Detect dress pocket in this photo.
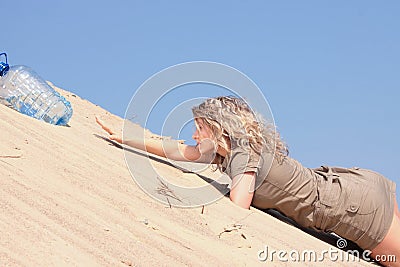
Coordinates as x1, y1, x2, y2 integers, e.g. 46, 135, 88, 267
313, 166, 380, 232
314, 168, 342, 230
342, 179, 378, 215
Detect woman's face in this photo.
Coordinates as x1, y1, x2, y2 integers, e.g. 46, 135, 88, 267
192, 118, 213, 145
192, 118, 229, 157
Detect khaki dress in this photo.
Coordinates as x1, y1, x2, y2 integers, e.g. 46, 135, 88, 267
222, 146, 396, 250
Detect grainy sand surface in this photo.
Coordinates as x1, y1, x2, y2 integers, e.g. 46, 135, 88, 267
0, 84, 373, 266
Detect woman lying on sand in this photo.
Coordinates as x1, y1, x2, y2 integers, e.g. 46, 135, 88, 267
97, 96, 399, 266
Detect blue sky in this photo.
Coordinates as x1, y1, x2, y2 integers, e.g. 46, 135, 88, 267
2, 1, 399, 200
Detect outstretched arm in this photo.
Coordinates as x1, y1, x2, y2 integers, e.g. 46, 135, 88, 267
95, 116, 215, 163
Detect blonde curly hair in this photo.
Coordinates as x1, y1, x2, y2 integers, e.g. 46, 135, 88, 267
192, 96, 288, 169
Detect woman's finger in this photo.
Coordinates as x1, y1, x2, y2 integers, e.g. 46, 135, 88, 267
95, 116, 115, 135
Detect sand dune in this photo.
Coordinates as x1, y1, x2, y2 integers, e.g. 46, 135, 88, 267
0, 84, 373, 266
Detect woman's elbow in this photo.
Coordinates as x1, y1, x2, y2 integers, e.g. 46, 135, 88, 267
229, 195, 252, 209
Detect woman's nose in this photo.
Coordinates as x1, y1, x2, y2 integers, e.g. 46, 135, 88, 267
192, 130, 199, 141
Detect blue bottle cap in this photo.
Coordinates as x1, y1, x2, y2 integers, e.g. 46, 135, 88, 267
0, 53, 9, 76
0, 62, 9, 76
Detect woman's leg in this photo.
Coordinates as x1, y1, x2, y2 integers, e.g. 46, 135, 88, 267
370, 197, 400, 267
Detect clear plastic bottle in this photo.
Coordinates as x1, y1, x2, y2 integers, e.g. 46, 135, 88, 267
0, 53, 73, 126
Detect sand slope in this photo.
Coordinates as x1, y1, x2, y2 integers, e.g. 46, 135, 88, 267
0, 84, 373, 266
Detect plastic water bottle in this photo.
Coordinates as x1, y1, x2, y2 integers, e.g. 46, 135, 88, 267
0, 53, 73, 126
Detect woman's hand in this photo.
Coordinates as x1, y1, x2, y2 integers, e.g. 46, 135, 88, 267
95, 116, 123, 144
197, 138, 217, 155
